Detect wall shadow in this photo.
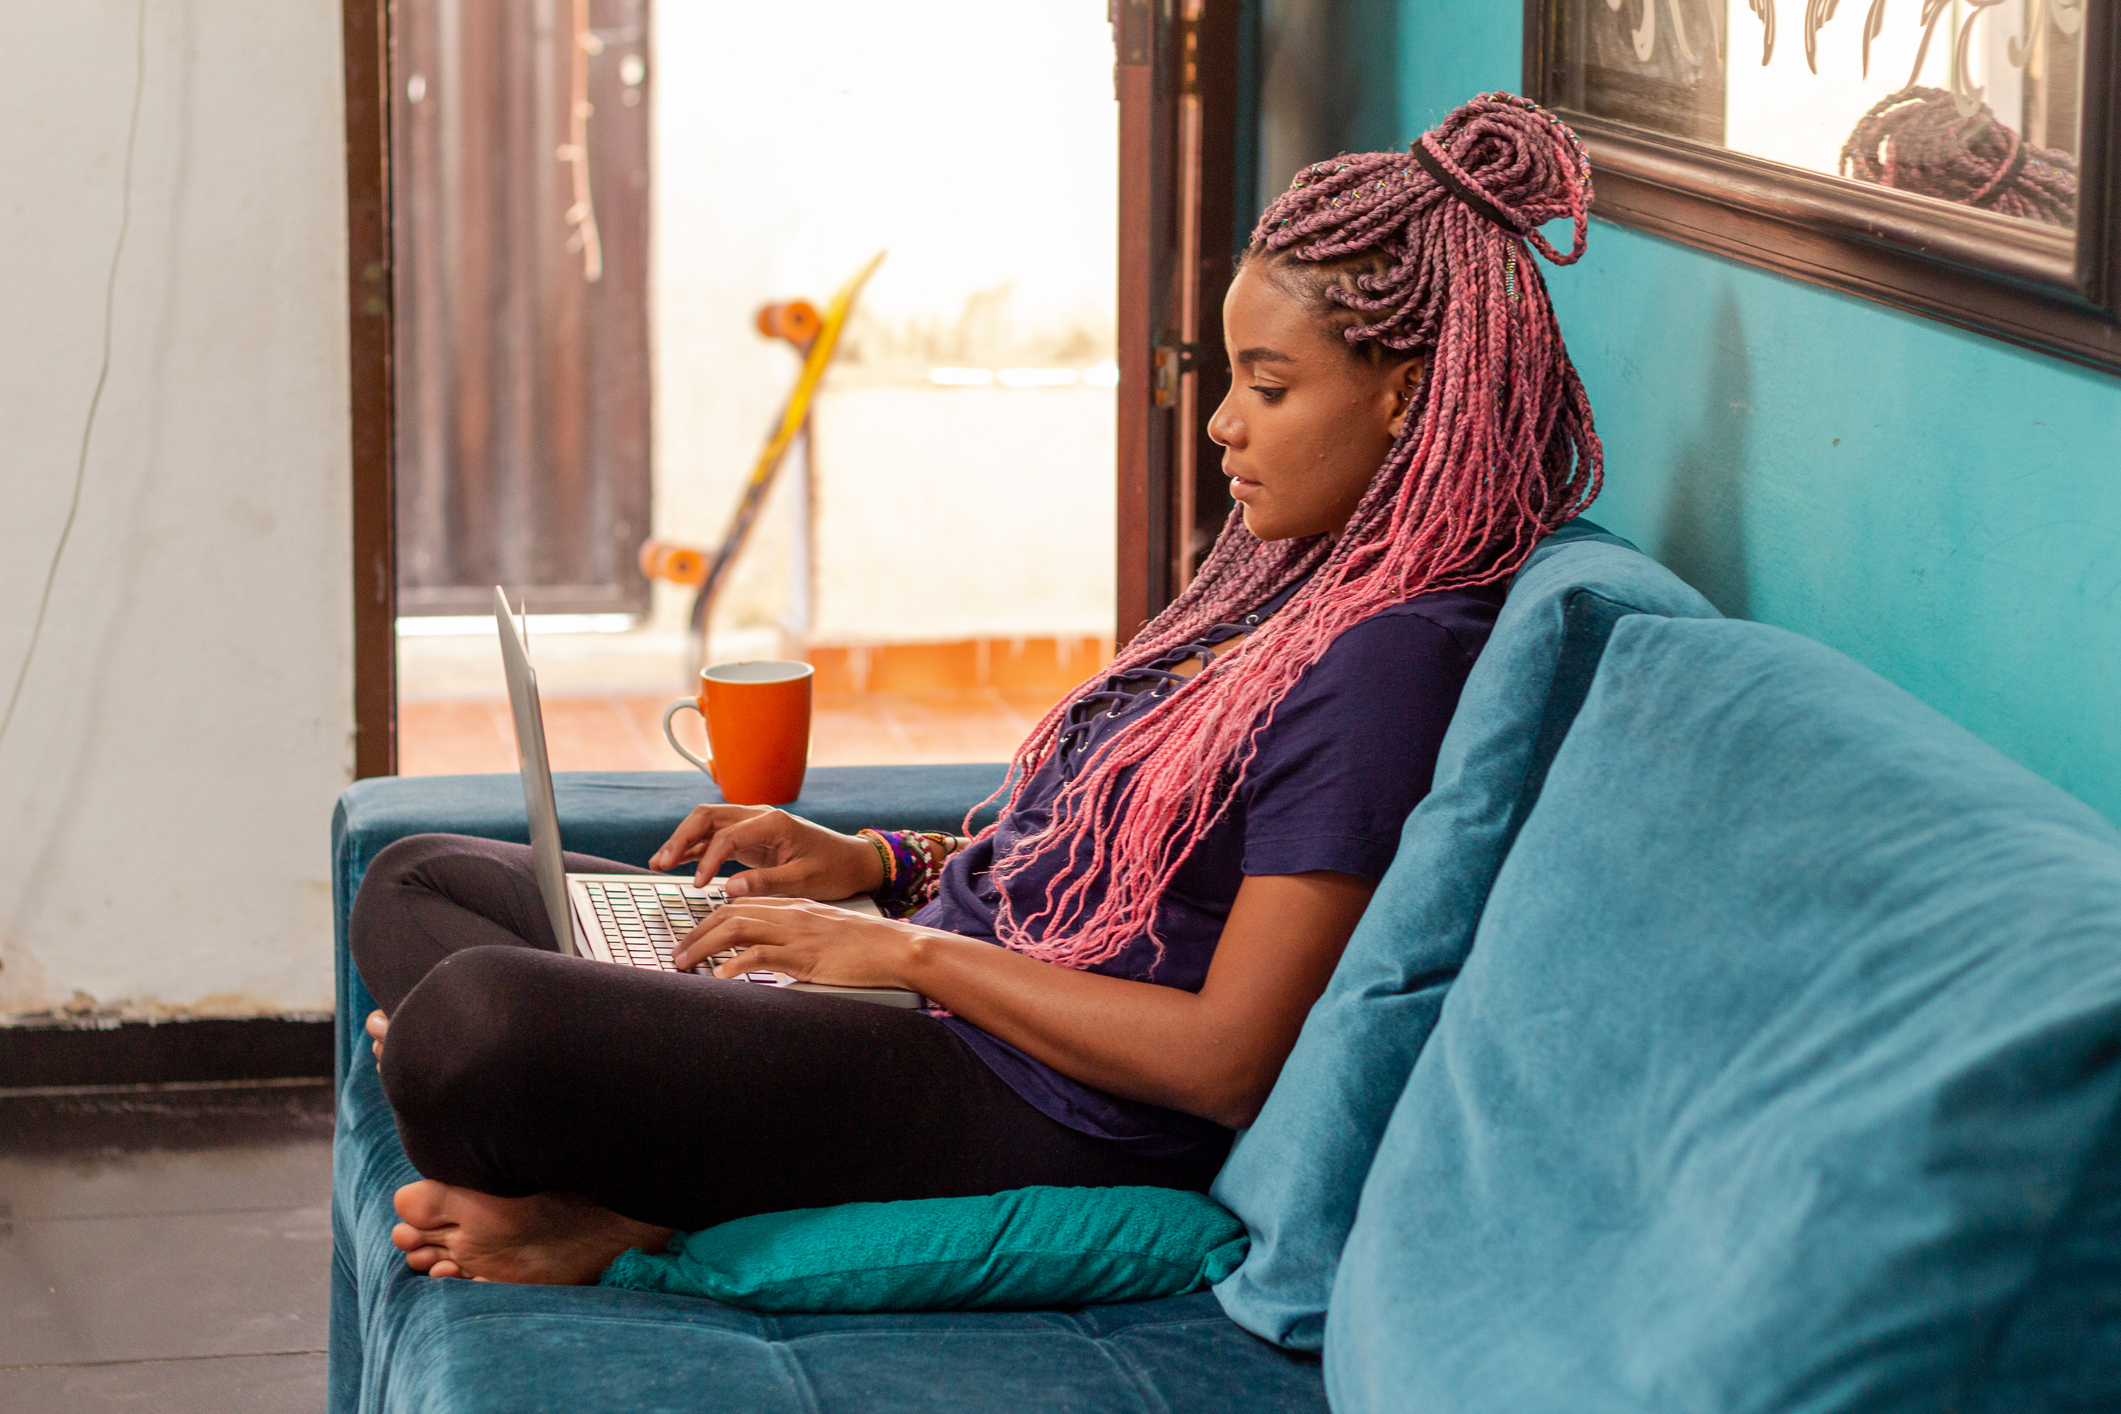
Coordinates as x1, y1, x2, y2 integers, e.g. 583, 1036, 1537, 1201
1256, 0, 1403, 199
1657, 292, 1753, 619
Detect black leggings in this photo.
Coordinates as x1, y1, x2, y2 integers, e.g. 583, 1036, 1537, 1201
350, 834, 1227, 1231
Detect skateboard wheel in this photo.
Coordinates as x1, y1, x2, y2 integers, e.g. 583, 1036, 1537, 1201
639, 539, 708, 586
755, 300, 822, 349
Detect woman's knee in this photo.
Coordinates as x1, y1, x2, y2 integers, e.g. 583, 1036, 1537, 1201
378, 944, 558, 1128
353, 833, 478, 919
352, 832, 462, 941
349, 833, 499, 1000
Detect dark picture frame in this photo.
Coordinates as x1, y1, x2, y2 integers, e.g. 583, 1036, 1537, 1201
1524, 1, 2121, 374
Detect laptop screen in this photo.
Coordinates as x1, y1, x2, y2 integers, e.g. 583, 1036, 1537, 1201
494, 588, 578, 954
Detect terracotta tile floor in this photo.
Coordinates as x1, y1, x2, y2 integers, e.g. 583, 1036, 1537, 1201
398, 689, 1057, 776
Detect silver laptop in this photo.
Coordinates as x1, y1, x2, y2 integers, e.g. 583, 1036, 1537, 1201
494, 588, 923, 1008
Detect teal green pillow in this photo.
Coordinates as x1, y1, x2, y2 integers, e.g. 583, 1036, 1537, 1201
1328, 618, 2121, 1413
600, 1185, 1248, 1313
1213, 523, 1719, 1351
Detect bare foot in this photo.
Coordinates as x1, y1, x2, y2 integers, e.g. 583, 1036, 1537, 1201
391, 1178, 673, 1284
366, 1010, 389, 1061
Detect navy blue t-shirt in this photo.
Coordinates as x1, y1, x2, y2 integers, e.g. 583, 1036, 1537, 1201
915, 581, 1507, 1156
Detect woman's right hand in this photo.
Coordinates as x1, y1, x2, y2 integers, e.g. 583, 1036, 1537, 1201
648, 805, 886, 900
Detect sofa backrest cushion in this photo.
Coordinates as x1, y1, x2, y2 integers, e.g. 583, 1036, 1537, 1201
1211, 520, 1718, 1351
1327, 615, 2121, 1414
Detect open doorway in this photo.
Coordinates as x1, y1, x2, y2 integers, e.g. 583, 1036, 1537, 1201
388, 1, 1121, 775
346, 0, 1245, 779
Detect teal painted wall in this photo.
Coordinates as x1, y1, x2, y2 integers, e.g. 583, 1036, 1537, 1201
1365, 1, 2121, 820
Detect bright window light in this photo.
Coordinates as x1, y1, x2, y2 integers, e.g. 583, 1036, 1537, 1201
1082, 360, 1119, 388
928, 367, 996, 386
997, 367, 1081, 388
398, 613, 639, 637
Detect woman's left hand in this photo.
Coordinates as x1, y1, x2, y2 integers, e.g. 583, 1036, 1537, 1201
673, 897, 936, 989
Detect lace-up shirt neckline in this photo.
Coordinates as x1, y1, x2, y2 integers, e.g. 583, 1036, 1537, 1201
1059, 575, 1310, 760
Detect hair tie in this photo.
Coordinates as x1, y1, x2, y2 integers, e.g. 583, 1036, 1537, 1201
1410, 139, 1522, 236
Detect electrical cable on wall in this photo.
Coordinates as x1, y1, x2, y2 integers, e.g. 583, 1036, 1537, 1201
0, 0, 147, 758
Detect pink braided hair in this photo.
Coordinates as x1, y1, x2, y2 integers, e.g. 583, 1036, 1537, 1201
1840, 87, 2078, 226
971, 92, 1603, 971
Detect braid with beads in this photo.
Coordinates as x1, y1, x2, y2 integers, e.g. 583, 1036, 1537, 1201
968, 92, 1603, 971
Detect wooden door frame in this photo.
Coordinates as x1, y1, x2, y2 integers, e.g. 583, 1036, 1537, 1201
344, 0, 395, 780
342, 0, 655, 778
1114, 0, 1247, 644
1115, 0, 1164, 647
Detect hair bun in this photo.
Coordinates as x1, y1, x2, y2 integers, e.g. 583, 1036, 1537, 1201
1254, 92, 1593, 270
1839, 86, 2076, 227
1419, 92, 1593, 265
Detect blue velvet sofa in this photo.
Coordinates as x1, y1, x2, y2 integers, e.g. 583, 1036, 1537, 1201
331, 526, 2121, 1413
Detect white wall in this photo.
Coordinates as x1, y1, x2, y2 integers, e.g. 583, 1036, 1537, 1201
810, 387, 1115, 641
0, 0, 352, 1019
652, 0, 1118, 642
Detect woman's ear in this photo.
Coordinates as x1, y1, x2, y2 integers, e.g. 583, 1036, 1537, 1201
1385, 355, 1426, 438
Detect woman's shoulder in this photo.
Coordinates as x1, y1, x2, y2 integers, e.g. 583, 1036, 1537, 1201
1237, 581, 1508, 865
1308, 579, 1509, 678
1257, 580, 1508, 744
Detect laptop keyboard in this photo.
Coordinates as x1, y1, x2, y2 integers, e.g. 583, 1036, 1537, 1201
579, 878, 744, 973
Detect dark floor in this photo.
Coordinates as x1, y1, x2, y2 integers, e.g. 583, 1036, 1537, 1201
0, 1081, 335, 1412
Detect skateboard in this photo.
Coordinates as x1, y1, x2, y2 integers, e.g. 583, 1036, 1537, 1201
639, 250, 887, 670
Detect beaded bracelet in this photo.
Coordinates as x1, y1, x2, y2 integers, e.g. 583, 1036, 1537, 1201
858, 828, 965, 918
855, 829, 896, 895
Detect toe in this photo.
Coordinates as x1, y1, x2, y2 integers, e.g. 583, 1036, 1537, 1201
394, 1179, 453, 1228
404, 1240, 455, 1273
429, 1259, 463, 1279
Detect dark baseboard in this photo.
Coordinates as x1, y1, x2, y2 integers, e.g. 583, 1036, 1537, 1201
0, 1080, 336, 1156
0, 1016, 334, 1091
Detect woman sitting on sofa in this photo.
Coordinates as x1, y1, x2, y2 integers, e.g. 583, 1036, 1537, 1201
353, 93, 1602, 1284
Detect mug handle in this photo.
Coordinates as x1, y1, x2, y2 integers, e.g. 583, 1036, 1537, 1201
662, 699, 717, 781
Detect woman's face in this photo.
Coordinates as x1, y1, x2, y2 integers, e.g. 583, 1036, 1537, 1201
1207, 263, 1424, 542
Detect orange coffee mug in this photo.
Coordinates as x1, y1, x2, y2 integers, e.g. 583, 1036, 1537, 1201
662, 660, 814, 805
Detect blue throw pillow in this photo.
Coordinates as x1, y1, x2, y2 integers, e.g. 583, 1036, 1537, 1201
600, 1185, 1248, 1313
1211, 520, 1716, 1351
1328, 616, 2121, 1413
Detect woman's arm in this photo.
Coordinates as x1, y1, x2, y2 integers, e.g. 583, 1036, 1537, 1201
677, 870, 1374, 1130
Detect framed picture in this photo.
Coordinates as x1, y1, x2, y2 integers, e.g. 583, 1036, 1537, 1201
1525, 0, 2120, 372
